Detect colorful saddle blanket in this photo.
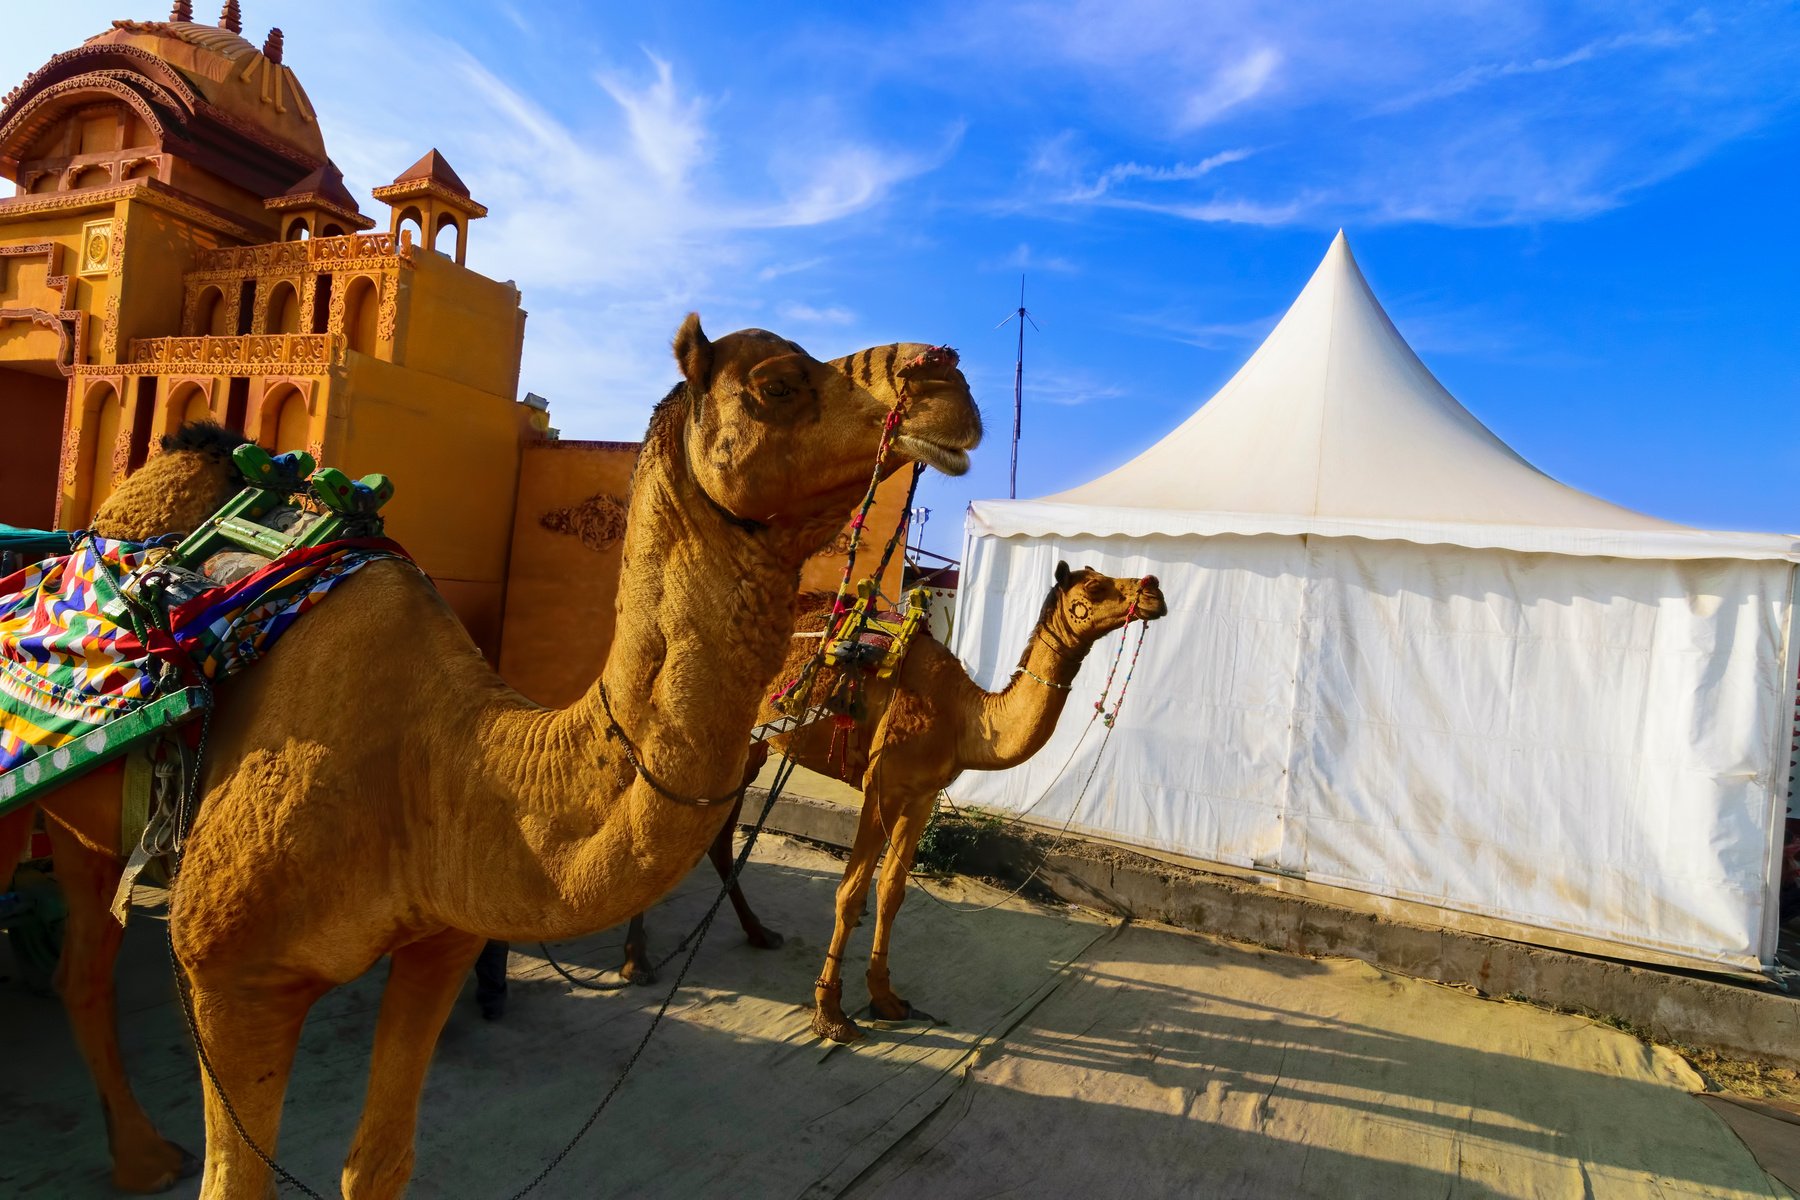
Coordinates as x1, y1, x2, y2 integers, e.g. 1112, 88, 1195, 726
0, 535, 405, 784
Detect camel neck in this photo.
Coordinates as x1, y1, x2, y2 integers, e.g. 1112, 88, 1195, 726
583, 430, 799, 803
959, 617, 1094, 770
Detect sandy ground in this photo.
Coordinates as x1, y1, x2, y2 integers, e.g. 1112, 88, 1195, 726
1, 834, 1791, 1199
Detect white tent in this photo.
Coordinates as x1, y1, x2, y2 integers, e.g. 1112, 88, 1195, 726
951, 233, 1800, 973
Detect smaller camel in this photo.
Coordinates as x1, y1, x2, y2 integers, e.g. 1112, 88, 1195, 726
617, 562, 1165, 1042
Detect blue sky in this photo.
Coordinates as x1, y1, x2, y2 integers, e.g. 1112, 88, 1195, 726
13, 2, 1799, 555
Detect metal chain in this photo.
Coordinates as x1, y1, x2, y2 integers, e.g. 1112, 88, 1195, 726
503, 752, 797, 1199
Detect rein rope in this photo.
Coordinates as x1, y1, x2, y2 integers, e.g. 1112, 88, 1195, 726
770, 350, 946, 716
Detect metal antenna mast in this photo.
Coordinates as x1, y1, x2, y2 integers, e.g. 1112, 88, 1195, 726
996, 274, 1039, 500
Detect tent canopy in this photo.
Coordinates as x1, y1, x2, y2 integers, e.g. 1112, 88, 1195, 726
973, 233, 1796, 563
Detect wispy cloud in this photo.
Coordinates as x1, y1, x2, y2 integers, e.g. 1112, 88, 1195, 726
950, 0, 1798, 229
1374, 25, 1702, 115
597, 52, 711, 188
1067, 149, 1252, 202
756, 258, 826, 283
777, 301, 858, 325
1126, 309, 1284, 349
986, 243, 1079, 274
292, 23, 960, 431
1178, 46, 1281, 129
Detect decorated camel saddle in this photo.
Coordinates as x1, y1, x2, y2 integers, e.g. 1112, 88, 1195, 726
0, 445, 403, 843
760, 578, 934, 741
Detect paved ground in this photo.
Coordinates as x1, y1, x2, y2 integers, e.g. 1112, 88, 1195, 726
1, 835, 1791, 1198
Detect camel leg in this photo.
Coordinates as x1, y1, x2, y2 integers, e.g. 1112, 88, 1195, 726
473, 939, 509, 1019
43, 799, 199, 1193
188, 971, 324, 1200
341, 928, 485, 1200
708, 790, 782, 950
866, 792, 934, 1023
811, 794, 887, 1043
618, 911, 657, 985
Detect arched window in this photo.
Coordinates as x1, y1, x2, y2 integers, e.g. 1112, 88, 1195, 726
320, 222, 345, 238
433, 213, 459, 257
396, 205, 424, 248
284, 216, 311, 242
343, 275, 379, 355
263, 386, 311, 453
168, 382, 211, 432
265, 281, 301, 335
85, 383, 123, 516
311, 274, 333, 335
194, 285, 228, 337
71, 165, 111, 190
127, 377, 156, 472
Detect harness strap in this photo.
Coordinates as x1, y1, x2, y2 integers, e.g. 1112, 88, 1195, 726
596, 681, 742, 808
1011, 663, 1072, 691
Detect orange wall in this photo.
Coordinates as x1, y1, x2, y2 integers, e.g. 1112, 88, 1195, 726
496, 440, 637, 706
497, 440, 917, 706
395, 252, 525, 400
335, 356, 534, 659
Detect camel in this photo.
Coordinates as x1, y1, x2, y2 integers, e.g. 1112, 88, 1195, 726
615, 561, 1166, 1043
1, 320, 980, 1198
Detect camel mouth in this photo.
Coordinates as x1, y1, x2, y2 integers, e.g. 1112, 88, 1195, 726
892, 435, 971, 477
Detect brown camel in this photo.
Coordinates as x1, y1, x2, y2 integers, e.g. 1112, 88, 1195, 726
2, 321, 979, 1198
617, 562, 1166, 1043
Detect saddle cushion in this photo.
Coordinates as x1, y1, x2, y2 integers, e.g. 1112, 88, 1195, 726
0, 535, 406, 783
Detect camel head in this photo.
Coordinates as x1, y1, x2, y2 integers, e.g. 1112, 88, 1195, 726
90, 421, 242, 542
1041, 562, 1168, 647
669, 315, 982, 557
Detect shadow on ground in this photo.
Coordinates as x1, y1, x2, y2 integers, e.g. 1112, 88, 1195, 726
0, 836, 1784, 1199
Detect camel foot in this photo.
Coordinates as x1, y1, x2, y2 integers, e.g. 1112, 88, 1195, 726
868, 996, 937, 1025
745, 924, 784, 951
811, 1005, 864, 1044
619, 958, 658, 987
112, 1139, 200, 1194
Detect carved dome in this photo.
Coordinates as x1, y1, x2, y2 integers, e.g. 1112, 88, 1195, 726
0, 10, 327, 195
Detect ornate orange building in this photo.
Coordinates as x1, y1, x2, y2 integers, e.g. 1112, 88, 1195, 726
0, 4, 912, 698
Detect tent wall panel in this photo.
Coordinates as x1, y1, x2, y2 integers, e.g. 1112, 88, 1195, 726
950, 529, 1794, 970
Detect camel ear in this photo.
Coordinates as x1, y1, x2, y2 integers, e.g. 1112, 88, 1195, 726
1055, 560, 1071, 587
673, 313, 713, 390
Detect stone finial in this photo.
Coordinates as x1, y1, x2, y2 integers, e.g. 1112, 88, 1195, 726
219, 0, 241, 33
170, 0, 193, 20
262, 27, 283, 63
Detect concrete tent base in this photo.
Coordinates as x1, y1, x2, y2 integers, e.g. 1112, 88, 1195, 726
0, 837, 1787, 1198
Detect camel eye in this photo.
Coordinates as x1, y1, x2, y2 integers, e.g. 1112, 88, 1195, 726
762, 380, 792, 398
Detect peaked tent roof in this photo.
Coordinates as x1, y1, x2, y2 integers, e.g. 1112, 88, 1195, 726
970, 233, 1797, 562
